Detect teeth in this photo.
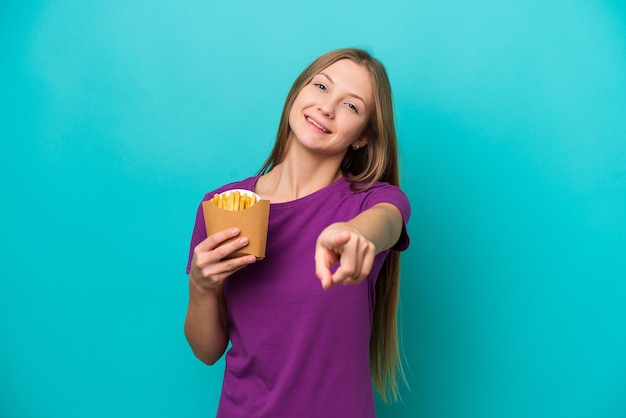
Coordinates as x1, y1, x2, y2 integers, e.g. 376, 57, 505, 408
307, 117, 329, 133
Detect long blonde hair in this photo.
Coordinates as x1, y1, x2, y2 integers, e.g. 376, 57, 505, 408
258, 48, 406, 403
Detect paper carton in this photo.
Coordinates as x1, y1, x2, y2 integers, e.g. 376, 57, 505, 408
202, 190, 270, 260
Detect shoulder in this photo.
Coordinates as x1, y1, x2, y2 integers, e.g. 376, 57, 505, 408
347, 180, 411, 224
357, 180, 406, 195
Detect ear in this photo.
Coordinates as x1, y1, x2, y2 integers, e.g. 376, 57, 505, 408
351, 137, 368, 150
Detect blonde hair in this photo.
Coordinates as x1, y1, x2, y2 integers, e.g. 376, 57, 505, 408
258, 48, 406, 403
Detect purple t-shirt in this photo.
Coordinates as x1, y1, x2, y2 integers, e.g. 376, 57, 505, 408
186, 176, 410, 418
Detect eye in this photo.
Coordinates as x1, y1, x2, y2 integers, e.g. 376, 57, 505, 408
314, 83, 327, 91
346, 102, 359, 113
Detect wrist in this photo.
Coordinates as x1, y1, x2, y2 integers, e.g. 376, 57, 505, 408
189, 274, 219, 297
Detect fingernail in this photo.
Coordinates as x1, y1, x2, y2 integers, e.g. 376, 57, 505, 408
239, 237, 249, 245
231, 228, 240, 235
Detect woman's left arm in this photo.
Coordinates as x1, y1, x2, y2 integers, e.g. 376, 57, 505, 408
314, 202, 403, 289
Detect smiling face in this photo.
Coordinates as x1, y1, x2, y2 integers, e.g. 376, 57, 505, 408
287, 59, 374, 158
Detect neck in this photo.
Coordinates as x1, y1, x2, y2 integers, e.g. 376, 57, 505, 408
256, 142, 345, 202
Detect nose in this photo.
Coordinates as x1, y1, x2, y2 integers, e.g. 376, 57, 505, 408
318, 100, 335, 118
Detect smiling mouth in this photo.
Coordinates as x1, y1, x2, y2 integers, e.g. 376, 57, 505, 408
306, 116, 330, 133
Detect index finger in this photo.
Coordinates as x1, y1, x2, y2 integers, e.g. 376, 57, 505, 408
196, 227, 241, 251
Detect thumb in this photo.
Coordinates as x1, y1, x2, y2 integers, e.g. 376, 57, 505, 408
315, 244, 336, 289
324, 230, 351, 250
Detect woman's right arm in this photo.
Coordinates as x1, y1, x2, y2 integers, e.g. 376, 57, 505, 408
184, 227, 257, 365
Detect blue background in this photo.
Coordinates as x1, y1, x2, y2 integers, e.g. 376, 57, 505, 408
2, 1, 625, 417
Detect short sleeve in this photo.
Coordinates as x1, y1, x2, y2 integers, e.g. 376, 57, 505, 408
186, 200, 209, 274
362, 183, 411, 251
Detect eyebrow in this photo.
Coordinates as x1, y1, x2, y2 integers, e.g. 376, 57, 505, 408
318, 72, 368, 109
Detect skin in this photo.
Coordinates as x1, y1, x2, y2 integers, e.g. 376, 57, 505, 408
184, 59, 404, 364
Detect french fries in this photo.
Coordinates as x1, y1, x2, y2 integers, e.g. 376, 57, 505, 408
210, 190, 258, 211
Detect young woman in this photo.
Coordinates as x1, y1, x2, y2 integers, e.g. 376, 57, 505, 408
185, 48, 411, 417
